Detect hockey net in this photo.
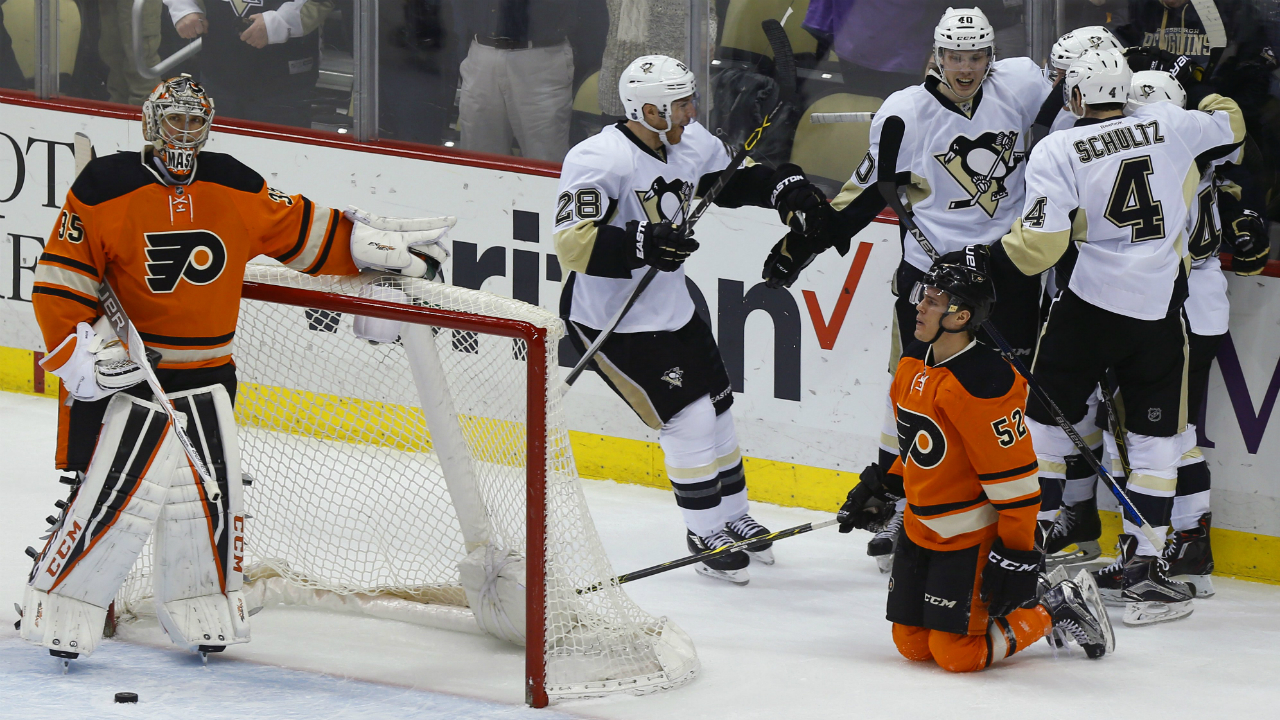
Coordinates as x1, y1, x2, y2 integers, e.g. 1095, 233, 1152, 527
115, 264, 698, 705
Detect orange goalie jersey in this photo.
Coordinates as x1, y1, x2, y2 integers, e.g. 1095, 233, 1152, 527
888, 340, 1041, 553
33, 150, 359, 371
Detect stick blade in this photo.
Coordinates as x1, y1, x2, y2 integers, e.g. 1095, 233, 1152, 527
73, 133, 94, 179
1189, 0, 1227, 48
762, 19, 797, 101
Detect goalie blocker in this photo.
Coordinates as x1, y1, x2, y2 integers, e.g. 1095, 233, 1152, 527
22, 384, 248, 658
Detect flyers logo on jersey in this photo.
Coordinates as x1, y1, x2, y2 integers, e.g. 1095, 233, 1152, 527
934, 130, 1024, 217
635, 177, 694, 225
144, 230, 228, 293
897, 405, 947, 469
224, 0, 264, 18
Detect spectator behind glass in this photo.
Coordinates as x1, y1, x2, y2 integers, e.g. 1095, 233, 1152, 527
597, 0, 716, 120
164, 0, 333, 128
0, 2, 24, 90
458, 0, 579, 162
805, 0, 1024, 100
98, 0, 166, 105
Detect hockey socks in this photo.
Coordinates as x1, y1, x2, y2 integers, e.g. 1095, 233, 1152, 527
890, 606, 1052, 673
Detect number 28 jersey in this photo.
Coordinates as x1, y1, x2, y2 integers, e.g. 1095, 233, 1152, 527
997, 95, 1244, 320
886, 341, 1041, 552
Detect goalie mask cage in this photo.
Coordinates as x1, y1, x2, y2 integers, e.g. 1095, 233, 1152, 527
114, 265, 699, 707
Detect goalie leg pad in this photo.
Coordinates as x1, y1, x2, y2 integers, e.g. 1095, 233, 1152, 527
151, 384, 251, 650
21, 393, 181, 656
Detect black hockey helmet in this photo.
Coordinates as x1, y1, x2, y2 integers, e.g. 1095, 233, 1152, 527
909, 250, 996, 337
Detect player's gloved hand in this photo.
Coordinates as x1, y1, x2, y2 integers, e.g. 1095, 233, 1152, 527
346, 206, 455, 279
762, 230, 821, 289
1123, 45, 1177, 73
837, 463, 901, 533
1229, 209, 1270, 276
626, 220, 699, 272
769, 164, 833, 238
980, 538, 1043, 617
40, 317, 143, 402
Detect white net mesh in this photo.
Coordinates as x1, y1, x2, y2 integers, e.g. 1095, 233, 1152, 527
116, 264, 698, 700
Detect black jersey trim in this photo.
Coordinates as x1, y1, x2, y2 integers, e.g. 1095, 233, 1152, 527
137, 330, 236, 347
936, 343, 1015, 400
275, 197, 314, 265
924, 76, 984, 120
1195, 141, 1244, 175
989, 495, 1041, 511
32, 285, 98, 309
978, 461, 1040, 482
194, 152, 268, 194
909, 494, 987, 517
39, 253, 100, 278
70, 152, 163, 206
613, 121, 667, 163
303, 209, 340, 275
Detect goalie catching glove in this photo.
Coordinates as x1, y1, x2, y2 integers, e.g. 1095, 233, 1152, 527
346, 206, 455, 279
40, 316, 144, 402
837, 463, 903, 533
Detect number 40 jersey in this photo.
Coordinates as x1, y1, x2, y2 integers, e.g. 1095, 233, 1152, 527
995, 94, 1245, 321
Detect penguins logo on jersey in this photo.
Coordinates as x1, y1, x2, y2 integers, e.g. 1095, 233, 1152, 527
897, 405, 947, 469
224, 0, 264, 18
635, 177, 695, 225
934, 131, 1024, 217
144, 230, 228, 293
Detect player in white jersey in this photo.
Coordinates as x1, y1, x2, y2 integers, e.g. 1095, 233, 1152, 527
764, 8, 1053, 570
554, 55, 839, 584
1034, 27, 1126, 139
977, 49, 1245, 626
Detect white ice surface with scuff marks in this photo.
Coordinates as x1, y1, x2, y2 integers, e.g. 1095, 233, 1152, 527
2, 390, 1278, 719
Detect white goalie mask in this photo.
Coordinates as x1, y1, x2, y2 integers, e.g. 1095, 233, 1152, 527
1048, 26, 1123, 83
1125, 70, 1187, 114
1064, 49, 1131, 118
932, 7, 995, 100
142, 74, 215, 180
618, 55, 698, 146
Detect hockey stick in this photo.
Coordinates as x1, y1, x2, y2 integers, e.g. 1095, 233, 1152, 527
762, 19, 797, 100
579, 518, 839, 593
564, 98, 790, 386
1189, 0, 1229, 76
74, 133, 223, 503
810, 112, 876, 124
1099, 372, 1132, 480
876, 181, 1162, 548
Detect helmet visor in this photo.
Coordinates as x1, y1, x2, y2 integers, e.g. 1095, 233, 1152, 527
937, 48, 992, 74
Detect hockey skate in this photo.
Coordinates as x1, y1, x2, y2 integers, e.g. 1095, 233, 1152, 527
1121, 555, 1195, 626
1163, 512, 1215, 598
867, 509, 902, 574
687, 530, 750, 585
724, 514, 775, 565
1044, 497, 1102, 567
1090, 533, 1137, 606
1041, 570, 1114, 659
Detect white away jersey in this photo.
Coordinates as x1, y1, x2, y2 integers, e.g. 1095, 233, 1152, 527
1050, 107, 1075, 134
1001, 96, 1244, 320
555, 121, 732, 332
1185, 146, 1242, 335
842, 58, 1052, 271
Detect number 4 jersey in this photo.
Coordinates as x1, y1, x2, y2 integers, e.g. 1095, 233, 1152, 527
995, 95, 1245, 320
34, 150, 358, 370
886, 340, 1041, 552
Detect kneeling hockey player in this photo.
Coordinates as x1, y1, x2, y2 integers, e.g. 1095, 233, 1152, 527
18, 74, 452, 665
837, 253, 1113, 670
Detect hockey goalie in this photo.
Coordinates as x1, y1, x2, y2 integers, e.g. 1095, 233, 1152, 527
16, 75, 453, 665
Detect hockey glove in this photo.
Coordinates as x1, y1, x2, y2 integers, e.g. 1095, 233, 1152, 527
762, 230, 821, 289
40, 317, 143, 402
837, 463, 902, 533
980, 538, 1043, 618
769, 164, 832, 237
1229, 210, 1270, 276
626, 220, 699, 272
347, 206, 454, 279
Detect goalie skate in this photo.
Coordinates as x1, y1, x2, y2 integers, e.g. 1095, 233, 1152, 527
687, 530, 750, 585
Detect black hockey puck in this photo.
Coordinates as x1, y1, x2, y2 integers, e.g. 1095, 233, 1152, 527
114, 692, 138, 704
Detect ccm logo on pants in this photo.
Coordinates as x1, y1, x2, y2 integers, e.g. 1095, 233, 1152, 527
925, 593, 958, 608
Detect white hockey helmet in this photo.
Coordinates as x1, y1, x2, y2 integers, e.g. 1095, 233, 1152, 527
933, 8, 996, 97
1064, 49, 1131, 118
1126, 70, 1187, 114
619, 55, 697, 146
1050, 26, 1123, 71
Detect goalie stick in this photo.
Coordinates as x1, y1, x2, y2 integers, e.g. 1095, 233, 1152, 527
877, 177, 1161, 549
580, 518, 839, 592
565, 45, 797, 386
73, 132, 223, 504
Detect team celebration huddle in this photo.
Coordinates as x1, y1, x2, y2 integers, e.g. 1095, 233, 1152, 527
6, 0, 1273, 708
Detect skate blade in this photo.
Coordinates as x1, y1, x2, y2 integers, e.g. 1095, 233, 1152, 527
1122, 599, 1193, 626
695, 564, 750, 585
1046, 541, 1101, 568
1173, 574, 1215, 598
874, 554, 894, 574
1073, 569, 1115, 656
747, 547, 775, 565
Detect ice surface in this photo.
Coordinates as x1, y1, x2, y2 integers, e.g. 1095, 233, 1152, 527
3, 390, 1279, 719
